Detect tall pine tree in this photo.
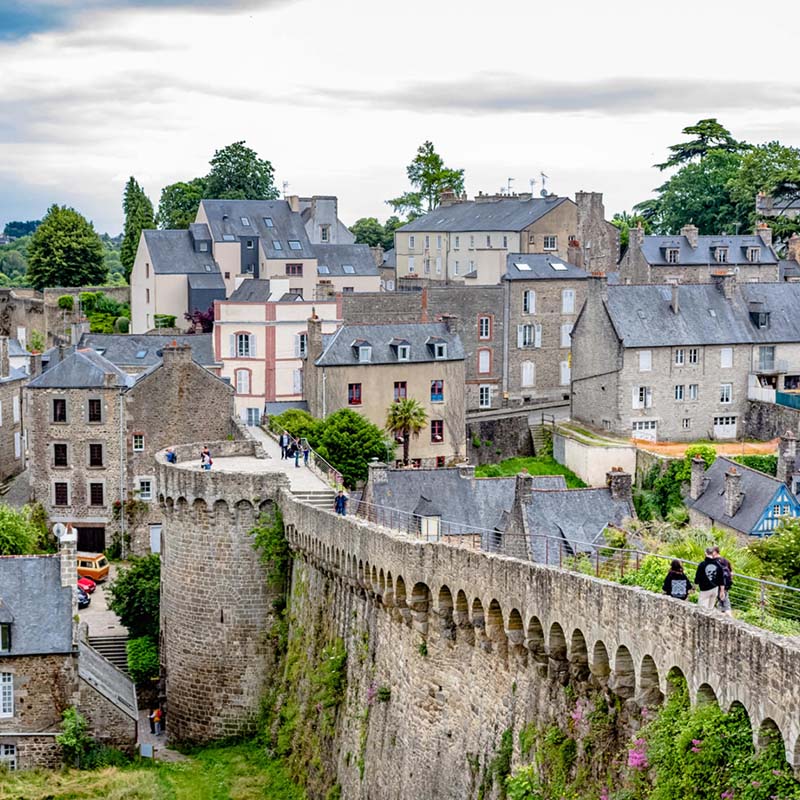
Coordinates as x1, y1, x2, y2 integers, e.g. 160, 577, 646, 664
120, 177, 155, 280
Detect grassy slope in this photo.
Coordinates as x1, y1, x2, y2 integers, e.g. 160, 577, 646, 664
474, 456, 586, 488
0, 743, 306, 800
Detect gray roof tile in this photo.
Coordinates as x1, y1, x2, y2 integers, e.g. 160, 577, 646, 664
77, 334, 217, 367
313, 244, 378, 277
505, 253, 587, 280
143, 229, 220, 275
228, 279, 274, 302
28, 349, 133, 389
640, 235, 777, 266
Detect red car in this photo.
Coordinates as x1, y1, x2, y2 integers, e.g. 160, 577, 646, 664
77, 576, 96, 594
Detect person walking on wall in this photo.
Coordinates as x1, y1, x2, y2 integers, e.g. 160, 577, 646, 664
712, 545, 734, 616
303, 442, 310, 467
662, 559, 693, 600
279, 430, 290, 460
694, 547, 724, 610
334, 490, 348, 516
294, 439, 301, 468
200, 446, 212, 471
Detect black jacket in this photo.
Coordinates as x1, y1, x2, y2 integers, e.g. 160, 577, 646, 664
694, 558, 724, 592
663, 570, 692, 600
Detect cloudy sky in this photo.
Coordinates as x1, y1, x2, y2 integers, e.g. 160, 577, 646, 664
1, 0, 799, 234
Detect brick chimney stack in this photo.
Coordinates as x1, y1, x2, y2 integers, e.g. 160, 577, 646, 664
712, 270, 736, 300
306, 313, 323, 362
787, 233, 800, 264
0, 336, 9, 379
162, 342, 192, 367
681, 224, 699, 249
670, 282, 680, 315
440, 314, 458, 334
756, 221, 773, 248
777, 430, 798, 488
724, 466, 744, 518
690, 456, 706, 500
629, 223, 645, 248
606, 467, 632, 504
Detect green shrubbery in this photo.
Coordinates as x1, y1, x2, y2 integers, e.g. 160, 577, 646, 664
126, 636, 160, 684
475, 456, 585, 488
733, 454, 778, 476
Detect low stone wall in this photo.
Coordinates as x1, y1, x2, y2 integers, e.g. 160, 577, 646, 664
745, 400, 800, 440
635, 447, 675, 487
466, 414, 533, 465
553, 430, 636, 486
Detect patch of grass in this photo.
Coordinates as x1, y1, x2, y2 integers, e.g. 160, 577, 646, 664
0, 742, 305, 800
475, 456, 586, 488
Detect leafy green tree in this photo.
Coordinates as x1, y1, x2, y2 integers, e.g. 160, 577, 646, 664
126, 636, 159, 685
157, 177, 207, 229
268, 408, 319, 441
205, 140, 280, 200
0, 504, 40, 554
312, 409, 387, 487
3, 220, 40, 238
655, 118, 746, 170
107, 554, 160, 639
56, 707, 94, 768
382, 215, 403, 251
349, 217, 385, 247
120, 177, 155, 280
611, 211, 652, 250
26, 205, 106, 290
385, 398, 428, 466
749, 518, 800, 587
388, 141, 465, 217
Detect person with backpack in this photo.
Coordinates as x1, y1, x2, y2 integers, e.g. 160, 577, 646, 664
662, 559, 693, 601
712, 545, 733, 616
200, 446, 212, 471
694, 547, 724, 610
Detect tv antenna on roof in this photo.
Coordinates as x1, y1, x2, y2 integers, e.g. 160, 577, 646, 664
540, 172, 549, 197
282, 180, 289, 199
507, 177, 514, 195
529, 178, 536, 195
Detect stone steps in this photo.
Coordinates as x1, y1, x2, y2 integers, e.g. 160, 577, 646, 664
88, 635, 130, 674
292, 489, 337, 510
529, 425, 551, 455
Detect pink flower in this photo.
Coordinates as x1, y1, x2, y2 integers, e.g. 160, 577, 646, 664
720, 791, 734, 800
751, 782, 761, 788
628, 738, 649, 770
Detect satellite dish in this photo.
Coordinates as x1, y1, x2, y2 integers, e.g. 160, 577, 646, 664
52, 523, 66, 539
540, 189, 548, 197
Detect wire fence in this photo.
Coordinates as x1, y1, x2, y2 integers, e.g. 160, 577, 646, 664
354, 498, 800, 632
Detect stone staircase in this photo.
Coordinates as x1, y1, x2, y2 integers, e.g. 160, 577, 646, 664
88, 635, 130, 674
292, 488, 337, 510
530, 424, 552, 456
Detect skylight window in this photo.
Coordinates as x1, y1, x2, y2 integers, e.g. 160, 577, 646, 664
342, 264, 355, 274
136, 349, 147, 359
222, 234, 235, 242
273, 240, 282, 250
204, 264, 212, 272
241, 216, 250, 226
514, 262, 532, 270
288, 240, 302, 251
549, 261, 568, 271
318, 265, 330, 274
264, 217, 274, 227
709, 309, 717, 318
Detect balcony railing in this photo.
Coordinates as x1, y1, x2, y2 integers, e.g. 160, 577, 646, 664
752, 356, 790, 374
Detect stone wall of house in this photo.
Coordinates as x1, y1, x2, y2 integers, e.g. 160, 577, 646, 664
0, 376, 25, 482
466, 413, 533, 465
77, 679, 137, 753
745, 400, 800, 441
0, 289, 46, 346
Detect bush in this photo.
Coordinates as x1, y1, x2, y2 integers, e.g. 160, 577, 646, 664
114, 316, 129, 333
56, 707, 94, 768
154, 313, 176, 328
126, 635, 159, 685
269, 409, 319, 441
734, 454, 778, 476
57, 294, 74, 311
0, 504, 41, 555
107, 554, 160, 639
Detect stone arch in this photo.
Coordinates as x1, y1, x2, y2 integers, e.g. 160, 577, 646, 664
192, 497, 208, 522
453, 589, 472, 642
591, 640, 610, 677
757, 718, 784, 754
258, 499, 273, 515
395, 575, 407, 608
526, 616, 546, 663
410, 582, 431, 635
358, 559, 364, 584
486, 599, 505, 643
696, 683, 719, 707
638, 655, 662, 707
506, 608, 524, 647
211, 498, 228, 524
234, 498, 254, 526
363, 560, 372, 590
569, 628, 590, 681
378, 568, 385, 593
611, 645, 635, 699
666, 666, 688, 697
437, 585, 454, 616
455, 590, 469, 617
371, 564, 378, 588
383, 571, 394, 606
728, 701, 754, 753
548, 622, 567, 660
471, 597, 485, 629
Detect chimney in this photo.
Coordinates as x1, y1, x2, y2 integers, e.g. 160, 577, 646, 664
787, 233, 800, 264
681, 224, 699, 249
307, 313, 323, 362
606, 467, 632, 504
367, 460, 388, 485
162, 342, 193, 367
777, 430, 798, 488
57, 523, 78, 589
369, 246, 384, 267
57, 344, 67, 364
588, 271, 608, 302
567, 238, 583, 268
440, 314, 458, 334
756, 222, 773, 248
286, 195, 300, 213
670, 282, 680, 315
0, 336, 9, 379
629, 223, 645, 248
438, 190, 457, 207
458, 464, 475, 479
103, 371, 118, 387
712, 270, 736, 300
30, 352, 42, 377
724, 466, 744, 518
515, 470, 534, 503
690, 456, 706, 500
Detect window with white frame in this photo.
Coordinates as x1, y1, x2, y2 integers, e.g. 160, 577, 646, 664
436, 235, 442, 249
235, 369, 250, 394
397, 344, 410, 361
138, 479, 153, 501
358, 346, 372, 363
503, 235, 508, 248
688, 347, 699, 364
478, 316, 491, 339
682, 418, 691, 429
469, 235, 475, 248
561, 288, 575, 314
296, 333, 308, 358
479, 385, 492, 408
478, 349, 491, 374
521, 361, 535, 387
409, 235, 415, 250
454, 260, 460, 275
293, 369, 303, 394
435, 256, 442, 274
517, 324, 541, 348
0, 743, 15, 771
132, 434, 144, 452
689, 384, 699, 400
675, 348, 685, 366
486, 235, 491, 247
559, 360, 570, 385
454, 236, 460, 249
715, 247, 729, 263
560, 323, 572, 348
234, 333, 254, 358
434, 343, 447, 359
720, 383, 732, 403
543, 235, 557, 250
523, 290, 535, 314
638, 350, 652, 371
408, 256, 415, 273
720, 347, 733, 368
424, 235, 429, 248
748, 247, 761, 263
12, 396, 19, 424
0, 672, 12, 718
633, 386, 653, 409
667, 248, 680, 264
14, 432, 20, 460
674, 385, 685, 401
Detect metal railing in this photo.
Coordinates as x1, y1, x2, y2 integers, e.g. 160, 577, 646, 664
353, 499, 800, 631
299, 437, 343, 489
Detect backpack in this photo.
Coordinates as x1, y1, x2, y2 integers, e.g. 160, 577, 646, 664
718, 559, 732, 589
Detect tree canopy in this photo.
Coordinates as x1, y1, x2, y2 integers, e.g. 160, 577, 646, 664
655, 118, 746, 171
388, 141, 464, 217
3, 220, 40, 238
350, 215, 404, 251
0, 504, 41, 555
385, 399, 428, 466
27, 205, 106, 291
107, 554, 161, 639
120, 177, 155, 280
157, 141, 279, 229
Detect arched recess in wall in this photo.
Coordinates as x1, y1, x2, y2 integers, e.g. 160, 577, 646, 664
666, 666, 688, 698
591, 640, 610, 678
234, 498, 254, 528
436, 585, 456, 641
383, 571, 394, 606
192, 497, 207, 524
569, 628, 590, 681
526, 616, 546, 663
371, 564, 378, 590
378, 568, 385, 594
486, 599, 506, 646
638, 655, 662, 707
394, 576, 407, 608
410, 582, 430, 612
455, 590, 474, 644
548, 622, 567, 660
696, 683, 719, 707
471, 597, 485, 629
611, 645, 635, 699
756, 718, 784, 756
728, 701, 754, 754
506, 608, 524, 648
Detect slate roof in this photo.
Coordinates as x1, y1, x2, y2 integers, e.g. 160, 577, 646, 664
228, 279, 274, 302
686, 456, 786, 536
382, 248, 396, 268
313, 244, 378, 277
639, 235, 777, 266
604, 282, 800, 348
366, 468, 516, 535
780, 260, 800, 281
505, 253, 587, 280
199, 199, 315, 260
189, 222, 211, 241
0, 555, 73, 655
399, 196, 570, 233
27, 348, 133, 389
526, 487, 633, 563
8, 338, 30, 357
187, 271, 226, 290
143, 230, 220, 275
77, 334, 217, 368
265, 400, 309, 415
315, 323, 464, 366
0, 366, 27, 384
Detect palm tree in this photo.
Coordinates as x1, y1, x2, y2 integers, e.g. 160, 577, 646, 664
385, 399, 428, 466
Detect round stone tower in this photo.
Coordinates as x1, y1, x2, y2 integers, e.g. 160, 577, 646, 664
156, 440, 290, 744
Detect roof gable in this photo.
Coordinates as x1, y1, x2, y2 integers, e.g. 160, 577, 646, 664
28, 349, 132, 389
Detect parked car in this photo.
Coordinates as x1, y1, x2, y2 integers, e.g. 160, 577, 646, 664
77, 576, 96, 594
76, 553, 110, 583
76, 587, 90, 609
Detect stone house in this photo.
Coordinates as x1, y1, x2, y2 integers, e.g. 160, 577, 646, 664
0, 529, 137, 770
305, 318, 466, 467
394, 191, 618, 284
26, 343, 234, 554
779, 234, 800, 282
0, 338, 27, 483
756, 191, 800, 221
504, 254, 587, 404
687, 450, 800, 541
570, 274, 800, 442
618, 224, 779, 284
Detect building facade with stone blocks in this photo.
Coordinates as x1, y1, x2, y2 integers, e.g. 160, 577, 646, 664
571, 275, 800, 443
0, 338, 27, 482
618, 223, 780, 285
213, 280, 339, 423
305, 318, 467, 467
393, 191, 618, 285
504, 254, 587, 404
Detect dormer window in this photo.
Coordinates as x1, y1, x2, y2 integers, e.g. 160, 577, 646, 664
667, 248, 680, 264
715, 247, 729, 263
288, 240, 302, 251
434, 343, 447, 359
397, 344, 410, 361
750, 311, 770, 329
199, 241, 209, 252
748, 247, 761, 263
0, 622, 10, 653
351, 341, 372, 362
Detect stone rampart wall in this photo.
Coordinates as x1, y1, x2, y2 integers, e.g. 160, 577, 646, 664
745, 400, 800, 441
